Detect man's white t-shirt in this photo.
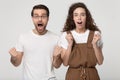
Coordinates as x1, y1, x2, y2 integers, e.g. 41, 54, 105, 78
16, 30, 59, 80
59, 29, 103, 49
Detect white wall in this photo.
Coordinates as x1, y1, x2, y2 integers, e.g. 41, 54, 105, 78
0, 0, 120, 80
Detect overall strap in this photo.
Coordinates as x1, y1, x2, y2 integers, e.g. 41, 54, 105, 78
87, 30, 94, 48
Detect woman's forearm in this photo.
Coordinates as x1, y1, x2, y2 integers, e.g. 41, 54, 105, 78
62, 44, 72, 66
93, 44, 104, 65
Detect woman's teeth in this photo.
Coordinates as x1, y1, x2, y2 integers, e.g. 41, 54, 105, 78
77, 22, 82, 24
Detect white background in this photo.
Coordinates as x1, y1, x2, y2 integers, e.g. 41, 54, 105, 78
0, 0, 120, 80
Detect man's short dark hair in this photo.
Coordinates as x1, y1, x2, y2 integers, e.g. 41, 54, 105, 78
31, 4, 49, 17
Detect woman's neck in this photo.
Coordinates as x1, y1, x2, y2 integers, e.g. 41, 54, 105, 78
75, 28, 86, 33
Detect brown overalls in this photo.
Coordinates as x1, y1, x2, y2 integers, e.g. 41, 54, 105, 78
66, 31, 100, 80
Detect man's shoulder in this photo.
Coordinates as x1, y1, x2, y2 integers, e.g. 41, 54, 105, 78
47, 31, 60, 40
19, 30, 32, 38
47, 31, 59, 36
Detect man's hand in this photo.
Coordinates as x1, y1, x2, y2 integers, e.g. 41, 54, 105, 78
9, 47, 18, 57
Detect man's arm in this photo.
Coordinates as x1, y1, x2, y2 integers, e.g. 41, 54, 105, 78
9, 48, 23, 67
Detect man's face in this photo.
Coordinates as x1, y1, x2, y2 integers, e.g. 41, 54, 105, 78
32, 9, 49, 34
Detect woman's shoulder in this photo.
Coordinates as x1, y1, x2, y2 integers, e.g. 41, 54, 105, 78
89, 30, 101, 35
94, 30, 101, 35
61, 31, 67, 36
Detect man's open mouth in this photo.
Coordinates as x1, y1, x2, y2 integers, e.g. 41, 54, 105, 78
38, 23, 43, 27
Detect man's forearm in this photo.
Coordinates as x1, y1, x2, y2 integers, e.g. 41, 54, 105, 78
11, 56, 19, 66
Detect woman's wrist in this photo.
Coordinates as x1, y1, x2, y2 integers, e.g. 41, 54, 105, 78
92, 43, 99, 49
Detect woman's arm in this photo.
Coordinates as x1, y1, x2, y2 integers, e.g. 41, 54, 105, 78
61, 33, 73, 66
52, 45, 63, 68
92, 34, 104, 65
61, 44, 72, 66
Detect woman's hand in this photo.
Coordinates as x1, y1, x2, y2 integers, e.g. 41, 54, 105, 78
92, 34, 101, 47
66, 33, 74, 46
53, 45, 62, 57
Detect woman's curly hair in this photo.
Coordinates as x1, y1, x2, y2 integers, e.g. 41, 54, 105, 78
63, 2, 100, 32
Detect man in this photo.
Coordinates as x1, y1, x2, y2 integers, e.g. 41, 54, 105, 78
9, 4, 59, 80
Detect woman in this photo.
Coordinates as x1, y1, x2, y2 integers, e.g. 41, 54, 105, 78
53, 2, 104, 80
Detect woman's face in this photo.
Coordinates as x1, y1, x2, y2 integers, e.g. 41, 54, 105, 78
73, 7, 86, 30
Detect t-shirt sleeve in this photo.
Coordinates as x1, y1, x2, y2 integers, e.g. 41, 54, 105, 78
94, 31, 103, 48
15, 34, 24, 52
58, 32, 68, 49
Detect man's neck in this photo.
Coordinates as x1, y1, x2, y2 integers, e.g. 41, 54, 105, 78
33, 29, 48, 35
